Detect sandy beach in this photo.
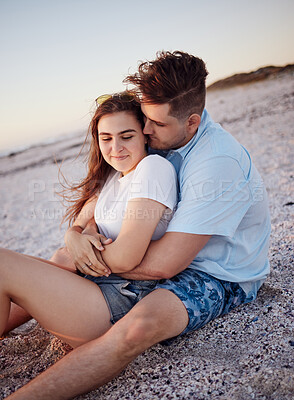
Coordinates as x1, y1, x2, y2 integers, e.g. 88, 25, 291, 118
0, 71, 293, 399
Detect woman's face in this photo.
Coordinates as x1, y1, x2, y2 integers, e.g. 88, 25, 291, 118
98, 111, 147, 176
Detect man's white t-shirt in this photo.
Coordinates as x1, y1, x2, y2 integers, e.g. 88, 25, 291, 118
94, 155, 177, 241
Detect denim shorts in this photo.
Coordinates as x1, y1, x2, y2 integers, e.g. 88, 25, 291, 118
83, 268, 250, 337
84, 274, 158, 324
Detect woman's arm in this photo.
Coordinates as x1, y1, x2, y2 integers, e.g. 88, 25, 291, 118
97, 156, 177, 274
100, 198, 167, 273
64, 196, 112, 276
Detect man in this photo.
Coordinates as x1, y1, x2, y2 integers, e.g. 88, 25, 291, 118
7, 51, 270, 399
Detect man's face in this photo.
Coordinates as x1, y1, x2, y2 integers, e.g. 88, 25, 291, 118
141, 103, 192, 150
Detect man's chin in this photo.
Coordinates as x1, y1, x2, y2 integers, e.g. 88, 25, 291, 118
149, 140, 167, 150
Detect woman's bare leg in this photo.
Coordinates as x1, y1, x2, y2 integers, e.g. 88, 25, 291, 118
3, 247, 76, 335
2, 303, 31, 335
0, 248, 111, 347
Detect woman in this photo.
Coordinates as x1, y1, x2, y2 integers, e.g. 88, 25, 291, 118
0, 92, 177, 348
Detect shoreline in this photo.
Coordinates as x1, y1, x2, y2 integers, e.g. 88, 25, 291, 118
0, 131, 87, 177
0, 130, 85, 159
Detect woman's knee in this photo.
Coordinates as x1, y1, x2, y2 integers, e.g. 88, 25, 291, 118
52, 246, 69, 258
0, 248, 7, 273
0, 248, 16, 269
0, 248, 13, 258
50, 247, 75, 271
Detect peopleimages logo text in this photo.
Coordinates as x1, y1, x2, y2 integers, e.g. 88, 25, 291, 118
27, 177, 265, 203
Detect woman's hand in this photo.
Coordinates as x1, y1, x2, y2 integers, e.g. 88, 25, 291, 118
64, 228, 112, 277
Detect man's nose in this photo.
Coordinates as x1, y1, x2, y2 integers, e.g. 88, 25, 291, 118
143, 119, 153, 135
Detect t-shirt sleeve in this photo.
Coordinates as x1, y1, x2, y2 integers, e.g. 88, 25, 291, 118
167, 155, 253, 237
128, 155, 177, 211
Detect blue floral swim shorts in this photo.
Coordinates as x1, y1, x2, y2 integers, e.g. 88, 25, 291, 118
156, 268, 249, 336
83, 268, 251, 338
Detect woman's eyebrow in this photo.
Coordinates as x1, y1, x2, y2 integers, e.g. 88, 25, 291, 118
98, 129, 136, 136
119, 129, 136, 134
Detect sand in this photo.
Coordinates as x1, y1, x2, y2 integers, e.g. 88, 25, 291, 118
0, 72, 293, 399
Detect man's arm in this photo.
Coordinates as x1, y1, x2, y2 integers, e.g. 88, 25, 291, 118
71, 195, 98, 230
119, 232, 211, 280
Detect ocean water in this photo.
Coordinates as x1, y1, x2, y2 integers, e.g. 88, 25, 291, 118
0, 130, 85, 158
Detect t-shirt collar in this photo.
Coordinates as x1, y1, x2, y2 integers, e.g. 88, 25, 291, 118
168, 108, 211, 159
118, 169, 135, 182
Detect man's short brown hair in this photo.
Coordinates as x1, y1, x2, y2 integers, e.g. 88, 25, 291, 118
125, 51, 208, 120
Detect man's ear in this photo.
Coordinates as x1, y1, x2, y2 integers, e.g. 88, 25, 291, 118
186, 113, 201, 134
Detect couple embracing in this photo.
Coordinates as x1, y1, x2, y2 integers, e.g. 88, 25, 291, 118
1, 51, 270, 399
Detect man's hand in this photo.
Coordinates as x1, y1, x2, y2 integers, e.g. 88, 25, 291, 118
64, 228, 112, 277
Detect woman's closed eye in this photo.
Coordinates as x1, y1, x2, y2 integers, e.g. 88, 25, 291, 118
100, 135, 133, 142
122, 136, 133, 140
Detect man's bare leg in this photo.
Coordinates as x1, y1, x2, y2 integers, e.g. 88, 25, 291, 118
3, 248, 76, 335
7, 288, 189, 400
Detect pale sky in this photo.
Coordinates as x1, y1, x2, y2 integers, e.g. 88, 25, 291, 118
0, 0, 293, 152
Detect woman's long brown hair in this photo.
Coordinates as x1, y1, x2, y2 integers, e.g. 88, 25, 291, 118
61, 92, 144, 227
